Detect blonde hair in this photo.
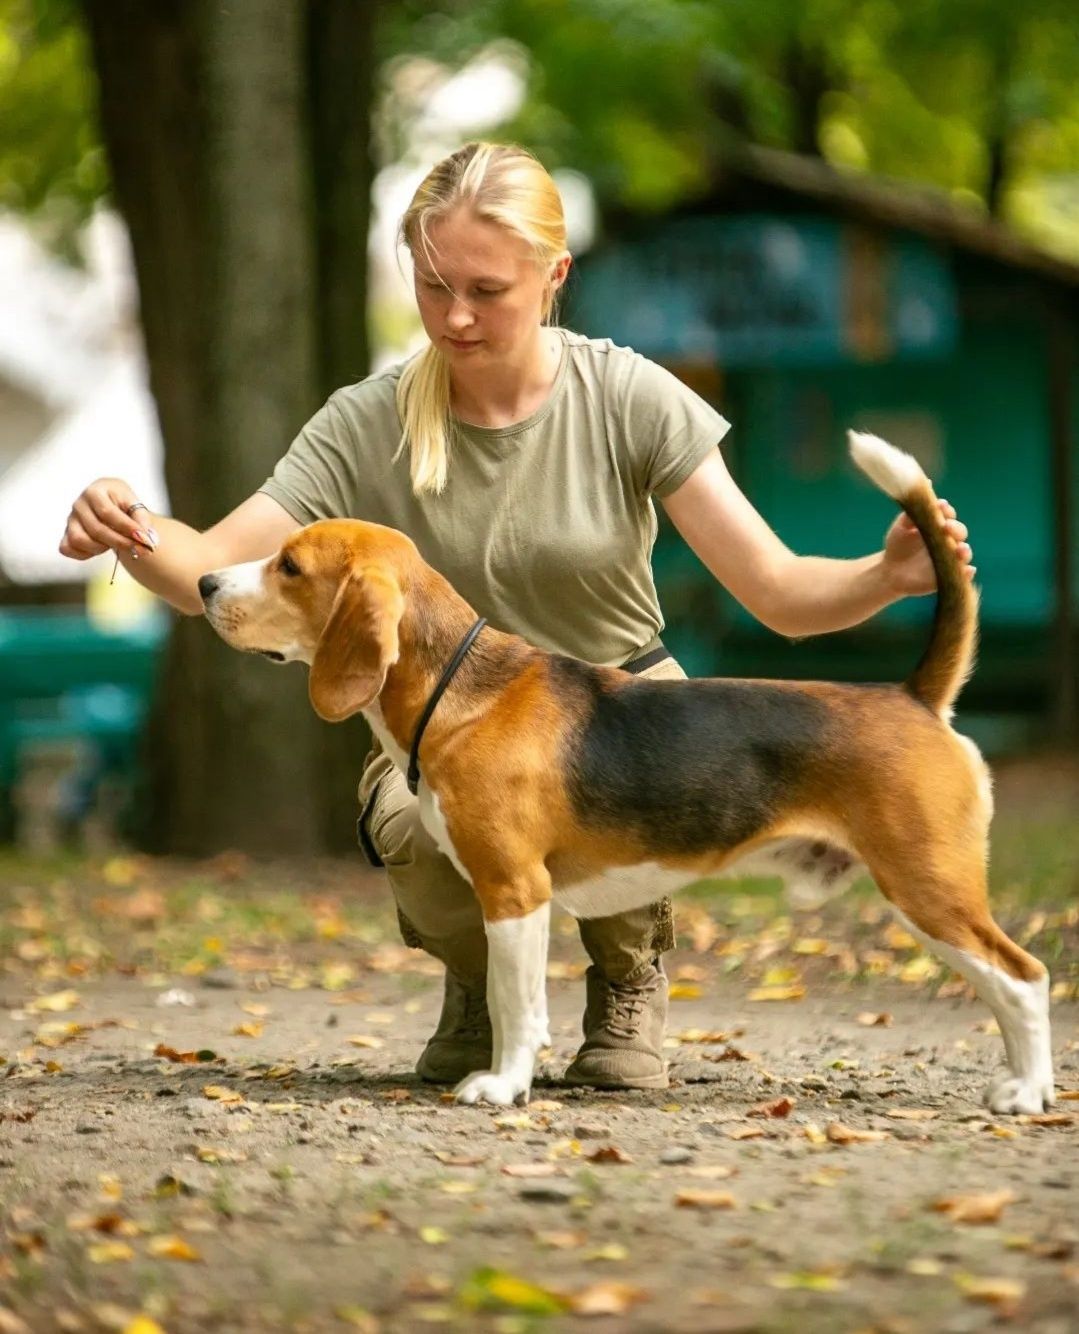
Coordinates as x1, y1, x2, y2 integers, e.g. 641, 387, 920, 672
396, 142, 568, 495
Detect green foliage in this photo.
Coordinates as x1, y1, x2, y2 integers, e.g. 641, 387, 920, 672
0, 0, 106, 249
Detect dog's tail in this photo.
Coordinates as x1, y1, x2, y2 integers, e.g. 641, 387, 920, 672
848, 430, 978, 719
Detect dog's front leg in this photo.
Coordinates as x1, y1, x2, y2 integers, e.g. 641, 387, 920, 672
455, 895, 551, 1108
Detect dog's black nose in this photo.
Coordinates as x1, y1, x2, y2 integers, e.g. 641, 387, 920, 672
198, 573, 220, 602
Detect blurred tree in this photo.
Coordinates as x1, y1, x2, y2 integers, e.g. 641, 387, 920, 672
0, 0, 104, 256
381, 0, 1079, 249
78, 0, 378, 854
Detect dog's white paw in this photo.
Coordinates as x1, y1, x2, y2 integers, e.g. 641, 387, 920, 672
985, 1074, 1055, 1116
454, 1071, 529, 1107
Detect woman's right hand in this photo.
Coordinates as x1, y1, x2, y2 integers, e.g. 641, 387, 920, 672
59, 478, 158, 561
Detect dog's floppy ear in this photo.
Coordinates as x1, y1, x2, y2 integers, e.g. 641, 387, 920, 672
309, 564, 405, 721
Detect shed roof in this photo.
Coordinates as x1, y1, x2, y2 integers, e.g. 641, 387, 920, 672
610, 146, 1079, 291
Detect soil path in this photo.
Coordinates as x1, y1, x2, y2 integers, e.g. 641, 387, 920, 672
2, 954, 1077, 1333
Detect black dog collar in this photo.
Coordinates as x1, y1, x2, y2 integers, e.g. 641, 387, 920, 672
406, 617, 487, 795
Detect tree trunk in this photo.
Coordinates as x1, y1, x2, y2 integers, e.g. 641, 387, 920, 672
81, 0, 376, 854
307, 0, 380, 851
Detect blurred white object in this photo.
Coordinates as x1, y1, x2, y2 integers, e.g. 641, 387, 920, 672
0, 209, 168, 586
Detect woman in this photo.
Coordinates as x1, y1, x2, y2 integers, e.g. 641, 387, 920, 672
60, 142, 974, 1091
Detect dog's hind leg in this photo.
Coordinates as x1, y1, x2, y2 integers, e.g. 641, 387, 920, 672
862, 842, 1053, 1115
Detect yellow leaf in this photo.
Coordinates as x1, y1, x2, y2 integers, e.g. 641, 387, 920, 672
770, 1271, 846, 1292
899, 955, 938, 984
883, 923, 917, 950
346, 1035, 385, 1050
792, 938, 830, 955
122, 1319, 166, 1334
668, 982, 702, 1000
147, 1235, 201, 1261
761, 966, 802, 986
953, 1274, 1026, 1306
87, 1241, 134, 1264
460, 1268, 565, 1315
232, 1023, 262, 1038
803, 1124, 828, 1145
28, 989, 81, 1013
201, 1085, 244, 1104
747, 984, 805, 1002
585, 1243, 628, 1262
420, 1226, 448, 1245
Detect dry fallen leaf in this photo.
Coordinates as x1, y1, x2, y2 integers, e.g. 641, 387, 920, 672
1016, 1113, 1073, 1127
535, 1230, 588, 1250
953, 1273, 1026, 1307
669, 982, 703, 1000
501, 1163, 560, 1179
748, 1097, 795, 1119
826, 1122, 890, 1145
346, 1035, 384, 1050
856, 1011, 893, 1027
87, 1241, 134, 1264
584, 1145, 633, 1164
565, 1281, 648, 1316
675, 1190, 739, 1210
747, 984, 805, 1002
932, 1190, 1016, 1224
28, 990, 81, 1013
146, 1235, 201, 1261
886, 1108, 938, 1121
726, 1124, 765, 1141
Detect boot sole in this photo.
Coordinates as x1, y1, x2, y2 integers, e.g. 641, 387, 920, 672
562, 1068, 669, 1091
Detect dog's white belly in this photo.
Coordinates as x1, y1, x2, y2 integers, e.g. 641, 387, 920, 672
555, 864, 698, 919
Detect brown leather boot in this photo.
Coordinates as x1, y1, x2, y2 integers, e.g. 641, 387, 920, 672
562, 957, 669, 1090
415, 971, 493, 1084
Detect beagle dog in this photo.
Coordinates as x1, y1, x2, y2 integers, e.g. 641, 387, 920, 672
199, 433, 1054, 1112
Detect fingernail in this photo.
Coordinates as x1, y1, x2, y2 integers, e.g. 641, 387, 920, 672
134, 529, 157, 550
147, 527, 160, 545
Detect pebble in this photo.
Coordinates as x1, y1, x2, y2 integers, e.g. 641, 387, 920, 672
75, 1123, 103, 1134
573, 1122, 610, 1139
659, 1146, 694, 1165
518, 1182, 577, 1203
800, 1076, 828, 1091
201, 968, 241, 990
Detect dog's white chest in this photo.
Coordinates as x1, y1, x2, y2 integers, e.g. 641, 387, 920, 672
555, 864, 698, 919
418, 785, 473, 884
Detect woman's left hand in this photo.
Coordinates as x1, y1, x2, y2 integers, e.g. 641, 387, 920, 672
882, 498, 975, 596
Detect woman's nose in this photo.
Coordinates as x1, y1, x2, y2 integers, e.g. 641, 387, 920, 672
446, 297, 475, 330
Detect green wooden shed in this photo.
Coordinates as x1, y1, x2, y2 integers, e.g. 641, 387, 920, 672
570, 147, 1078, 748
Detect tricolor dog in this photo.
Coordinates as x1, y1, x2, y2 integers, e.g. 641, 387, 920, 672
199, 433, 1054, 1112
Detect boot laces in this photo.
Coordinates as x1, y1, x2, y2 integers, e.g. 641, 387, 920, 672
602, 975, 656, 1040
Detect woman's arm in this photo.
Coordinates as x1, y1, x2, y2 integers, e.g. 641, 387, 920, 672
61, 485, 301, 617
661, 450, 974, 639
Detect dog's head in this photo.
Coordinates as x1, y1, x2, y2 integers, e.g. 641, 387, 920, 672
200, 519, 409, 722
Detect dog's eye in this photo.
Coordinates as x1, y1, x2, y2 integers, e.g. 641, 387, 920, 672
279, 553, 302, 578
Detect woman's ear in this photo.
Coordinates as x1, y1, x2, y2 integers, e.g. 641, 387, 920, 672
549, 252, 572, 293
308, 564, 405, 721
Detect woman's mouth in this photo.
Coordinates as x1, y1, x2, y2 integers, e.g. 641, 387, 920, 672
446, 337, 482, 351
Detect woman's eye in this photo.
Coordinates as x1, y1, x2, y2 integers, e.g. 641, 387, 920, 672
280, 554, 301, 577
475, 287, 505, 298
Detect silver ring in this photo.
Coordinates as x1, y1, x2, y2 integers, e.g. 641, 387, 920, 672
126, 501, 150, 517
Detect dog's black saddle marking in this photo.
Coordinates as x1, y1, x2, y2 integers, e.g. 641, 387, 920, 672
555, 659, 829, 855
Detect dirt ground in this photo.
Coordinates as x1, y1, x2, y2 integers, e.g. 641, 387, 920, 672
1, 757, 1078, 1333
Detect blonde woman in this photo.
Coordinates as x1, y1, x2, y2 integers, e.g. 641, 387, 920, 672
60, 142, 974, 1090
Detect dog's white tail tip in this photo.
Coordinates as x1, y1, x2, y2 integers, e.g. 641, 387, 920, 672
848, 430, 925, 503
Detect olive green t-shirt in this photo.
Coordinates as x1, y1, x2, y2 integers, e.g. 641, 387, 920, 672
259, 328, 730, 666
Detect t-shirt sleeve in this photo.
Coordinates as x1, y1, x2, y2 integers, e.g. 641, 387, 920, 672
618, 352, 731, 498
258, 391, 365, 524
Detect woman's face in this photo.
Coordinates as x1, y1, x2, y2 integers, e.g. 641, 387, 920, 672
412, 207, 569, 366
